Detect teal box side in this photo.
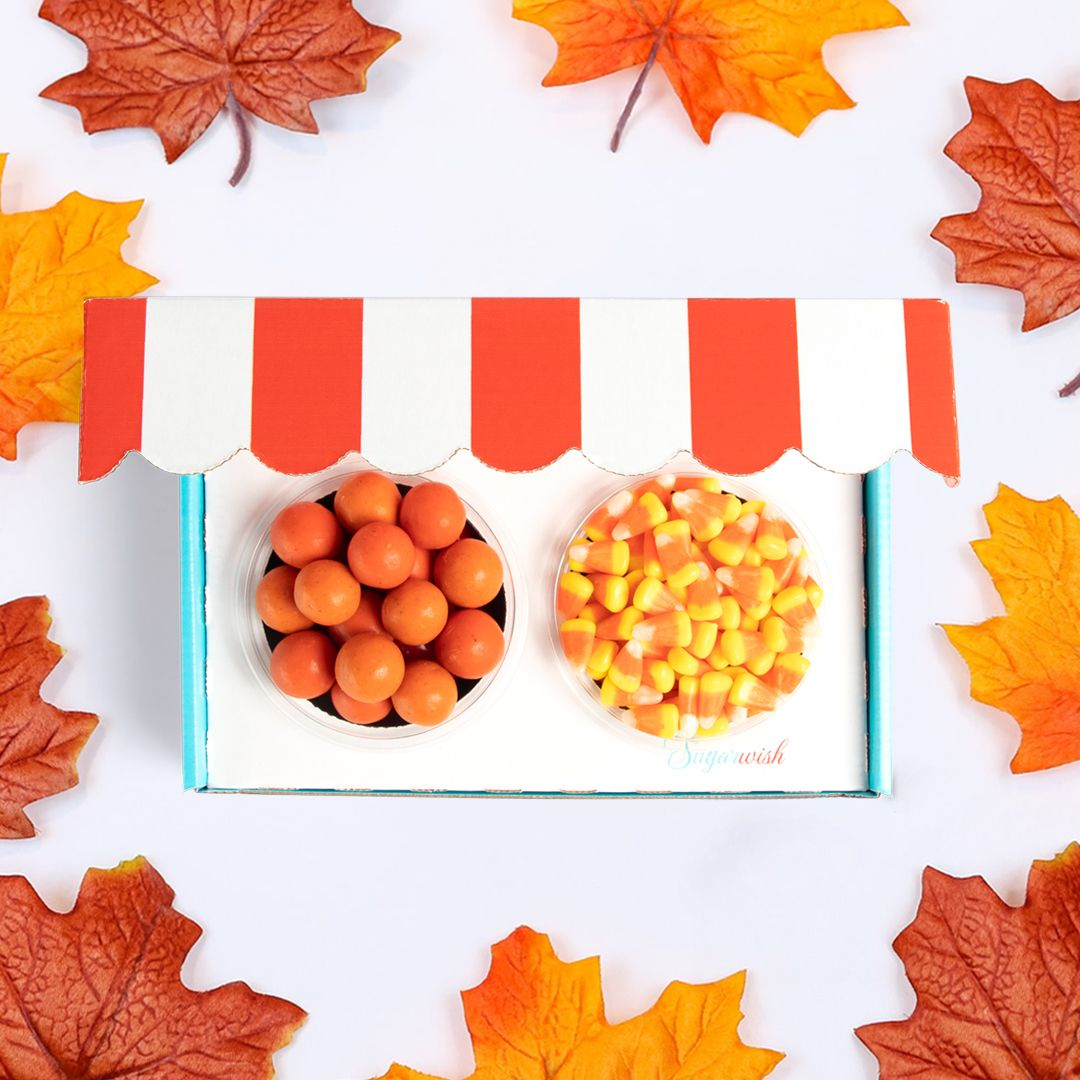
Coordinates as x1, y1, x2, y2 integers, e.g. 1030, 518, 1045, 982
180, 474, 208, 791
865, 464, 892, 795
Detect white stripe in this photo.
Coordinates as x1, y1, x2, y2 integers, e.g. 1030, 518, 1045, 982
795, 300, 912, 473
141, 299, 255, 472
360, 299, 471, 474
580, 299, 691, 473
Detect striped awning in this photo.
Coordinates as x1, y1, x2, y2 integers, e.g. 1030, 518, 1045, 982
79, 297, 958, 482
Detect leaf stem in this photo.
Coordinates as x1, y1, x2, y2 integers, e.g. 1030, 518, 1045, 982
1059, 370, 1080, 397
611, 34, 663, 152
227, 92, 253, 188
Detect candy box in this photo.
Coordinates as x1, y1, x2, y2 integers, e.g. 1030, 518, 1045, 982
80, 298, 958, 798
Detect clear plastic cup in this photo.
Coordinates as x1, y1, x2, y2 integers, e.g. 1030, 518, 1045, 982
552, 470, 825, 746
238, 465, 518, 743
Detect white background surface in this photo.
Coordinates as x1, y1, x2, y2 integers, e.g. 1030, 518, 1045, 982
2, 2, 1080, 1077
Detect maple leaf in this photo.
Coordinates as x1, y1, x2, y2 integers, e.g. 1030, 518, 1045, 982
372, 926, 783, 1079
39, 0, 401, 186
0, 856, 306, 1077
0, 597, 99, 839
0, 154, 155, 460
932, 77, 1080, 395
857, 843, 1080, 1077
942, 485, 1080, 775
513, 0, 908, 151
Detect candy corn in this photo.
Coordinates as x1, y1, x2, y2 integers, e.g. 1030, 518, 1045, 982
698, 670, 733, 728
630, 702, 679, 738
633, 610, 693, 649
668, 647, 709, 677
677, 675, 700, 736
586, 489, 633, 541
773, 586, 818, 631
601, 677, 662, 708
719, 629, 769, 666
643, 659, 676, 694
767, 539, 803, 592
569, 539, 630, 577
595, 607, 645, 641
688, 620, 718, 660
609, 640, 644, 693
592, 574, 630, 614
762, 615, 804, 655
559, 475, 823, 740
612, 491, 669, 540
708, 513, 758, 567
586, 639, 617, 681
557, 572, 593, 620
633, 576, 682, 615
717, 596, 741, 631
764, 652, 810, 694
653, 521, 700, 589
754, 505, 788, 560
559, 619, 595, 674
671, 489, 740, 541
714, 565, 775, 604
686, 563, 723, 622
728, 671, 779, 711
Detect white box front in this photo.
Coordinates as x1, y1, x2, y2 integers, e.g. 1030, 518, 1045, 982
203, 450, 869, 794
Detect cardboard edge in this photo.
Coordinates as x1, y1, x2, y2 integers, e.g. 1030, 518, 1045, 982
180, 474, 209, 791
865, 464, 892, 795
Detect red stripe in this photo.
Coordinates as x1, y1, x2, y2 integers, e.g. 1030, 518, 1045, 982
471, 299, 581, 469
251, 299, 364, 474
79, 299, 146, 481
688, 300, 801, 473
903, 300, 959, 478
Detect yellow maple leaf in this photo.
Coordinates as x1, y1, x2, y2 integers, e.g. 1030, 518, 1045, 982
944, 485, 1080, 773
513, 0, 908, 149
0, 155, 156, 459
372, 926, 782, 1079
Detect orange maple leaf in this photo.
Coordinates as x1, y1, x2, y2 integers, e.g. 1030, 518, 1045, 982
943, 485, 1080, 774
0, 155, 156, 460
372, 926, 783, 1079
513, 0, 908, 150
39, 0, 400, 185
858, 844, 1080, 1077
0, 596, 99, 839
0, 856, 306, 1077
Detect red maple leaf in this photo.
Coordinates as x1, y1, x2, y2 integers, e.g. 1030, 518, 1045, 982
858, 843, 1080, 1076
933, 76, 1080, 395
0, 596, 98, 839
39, 0, 400, 185
0, 857, 306, 1077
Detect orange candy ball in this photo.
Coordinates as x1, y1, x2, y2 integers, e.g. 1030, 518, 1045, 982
434, 609, 505, 680
392, 659, 458, 727
334, 472, 402, 532
270, 502, 342, 568
409, 546, 433, 580
382, 579, 449, 646
269, 630, 336, 699
347, 522, 415, 589
434, 538, 503, 608
399, 482, 466, 550
329, 589, 384, 643
293, 559, 361, 626
331, 683, 391, 725
256, 566, 313, 634
335, 631, 405, 703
